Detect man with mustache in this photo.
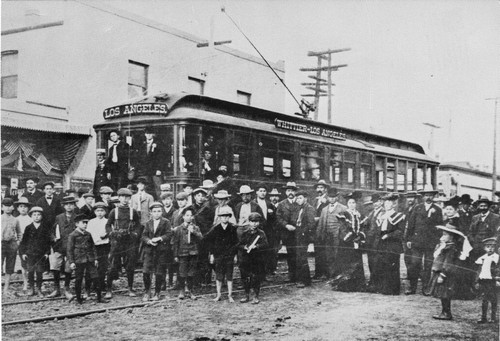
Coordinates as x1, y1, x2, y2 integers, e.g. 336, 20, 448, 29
468, 197, 500, 261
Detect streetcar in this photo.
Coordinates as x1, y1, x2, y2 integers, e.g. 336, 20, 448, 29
93, 93, 439, 195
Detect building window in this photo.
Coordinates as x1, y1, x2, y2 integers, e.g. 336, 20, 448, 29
128, 60, 148, 98
236, 90, 251, 105
188, 76, 205, 95
1, 51, 18, 99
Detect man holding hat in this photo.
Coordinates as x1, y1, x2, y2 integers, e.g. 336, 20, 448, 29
316, 187, 347, 279
49, 195, 79, 298
2, 198, 22, 296
36, 182, 63, 228
105, 188, 142, 298
19, 206, 51, 297
21, 176, 43, 205
405, 187, 443, 295
469, 197, 500, 261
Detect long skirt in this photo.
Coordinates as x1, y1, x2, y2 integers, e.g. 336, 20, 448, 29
330, 244, 365, 292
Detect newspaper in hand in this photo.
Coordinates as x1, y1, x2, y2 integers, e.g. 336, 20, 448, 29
247, 235, 260, 253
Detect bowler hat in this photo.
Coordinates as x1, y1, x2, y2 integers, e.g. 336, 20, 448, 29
28, 206, 43, 216
314, 180, 330, 189
200, 180, 215, 189
282, 182, 298, 190
214, 190, 231, 199
237, 185, 254, 195
327, 187, 339, 197
2, 198, 14, 206
60, 196, 78, 205
460, 194, 473, 205
269, 188, 281, 196
74, 214, 89, 223
14, 197, 33, 207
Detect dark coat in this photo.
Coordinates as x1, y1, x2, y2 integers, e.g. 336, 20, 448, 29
203, 222, 239, 259
36, 196, 63, 227
105, 140, 130, 176
468, 212, 500, 251
312, 194, 329, 217
237, 228, 269, 271
234, 201, 264, 238
195, 201, 217, 235
316, 202, 347, 244
80, 204, 96, 220
405, 203, 443, 250
162, 205, 176, 222
252, 198, 277, 243
289, 203, 316, 245
276, 198, 298, 242
171, 223, 203, 257
135, 139, 163, 176
428, 242, 460, 299
141, 217, 172, 268
52, 212, 77, 255
19, 222, 51, 258
22, 189, 44, 205
375, 211, 405, 254
67, 229, 97, 264
93, 162, 111, 195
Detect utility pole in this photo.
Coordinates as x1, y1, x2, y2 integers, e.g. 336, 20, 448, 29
486, 97, 499, 200
299, 48, 350, 122
422, 122, 441, 160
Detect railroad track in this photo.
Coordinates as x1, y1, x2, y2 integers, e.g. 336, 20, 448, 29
2, 281, 302, 326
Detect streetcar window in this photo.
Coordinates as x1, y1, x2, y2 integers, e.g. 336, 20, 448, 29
179, 125, 199, 175
360, 165, 372, 188
375, 157, 385, 190
398, 160, 406, 191
407, 162, 416, 190
278, 140, 294, 179
386, 159, 395, 191
128, 60, 148, 98
347, 167, 354, 184
233, 132, 252, 177
300, 144, 323, 181
202, 127, 226, 173
260, 136, 277, 178
329, 149, 342, 184
417, 165, 425, 190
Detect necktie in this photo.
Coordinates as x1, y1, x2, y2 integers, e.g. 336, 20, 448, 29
112, 143, 118, 162
55, 224, 61, 240
297, 208, 303, 227
147, 143, 151, 154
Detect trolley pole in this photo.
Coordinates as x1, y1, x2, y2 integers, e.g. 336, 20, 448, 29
300, 48, 350, 122
486, 97, 499, 201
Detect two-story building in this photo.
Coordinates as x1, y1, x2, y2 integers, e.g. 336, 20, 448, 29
1, 1, 285, 193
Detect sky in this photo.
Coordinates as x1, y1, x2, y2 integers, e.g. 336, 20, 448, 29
102, 0, 500, 171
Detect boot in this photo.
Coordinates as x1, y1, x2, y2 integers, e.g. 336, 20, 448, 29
478, 301, 488, 324
47, 285, 61, 298
105, 290, 113, 299
142, 290, 151, 302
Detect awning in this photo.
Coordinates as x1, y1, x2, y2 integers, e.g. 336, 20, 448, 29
2, 115, 91, 136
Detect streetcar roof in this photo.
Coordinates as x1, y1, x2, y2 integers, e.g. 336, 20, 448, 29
94, 92, 438, 164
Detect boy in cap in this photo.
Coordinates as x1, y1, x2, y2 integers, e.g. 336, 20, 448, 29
238, 212, 268, 304
475, 237, 499, 323
160, 191, 176, 221
203, 206, 239, 302
105, 188, 142, 298
2, 198, 22, 296
49, 196, 78, 299
141, 202, 172, 301
67, 214, 107, 304
97, 186, 115, 215
14, 197, 33, 291
86, 202, 111, 293
171, 192, 189, 228
79, 193, 96, 219
172, 207, 203, 300
19, 207, 51, 297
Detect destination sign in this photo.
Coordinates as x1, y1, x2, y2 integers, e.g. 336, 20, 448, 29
103, 103, 168, 119
274, 119, 346, 140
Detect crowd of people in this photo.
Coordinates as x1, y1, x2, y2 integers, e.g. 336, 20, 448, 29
2, 171, 500, 323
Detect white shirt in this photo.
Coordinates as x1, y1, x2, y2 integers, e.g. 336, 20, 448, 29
87, 217, 109, 245
153, 219, 160, 234
239, 203, 252, 225
481, 212, 490, 222
257, 198, 268, 220
424, 202, 432, 211
476, 253, 499, 279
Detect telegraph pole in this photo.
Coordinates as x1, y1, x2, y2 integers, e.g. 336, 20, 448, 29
300, 48, 350, 122
486, 97, 499, 200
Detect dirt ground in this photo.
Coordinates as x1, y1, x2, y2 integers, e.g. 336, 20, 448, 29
2, 278, 499, 341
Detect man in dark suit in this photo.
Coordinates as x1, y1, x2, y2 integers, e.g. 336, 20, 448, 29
311, 180, 330, 279
404, 187, 443, 295
22, 176, 43, 205
253, 183, 278, 276
79, 193, 96, 219
36, 182, 63, 228
468, 197, 500, 260
93, 149, 111, 197
105, 130, 130, 191
135, 127, 164, 199
276, 182, 300, 283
